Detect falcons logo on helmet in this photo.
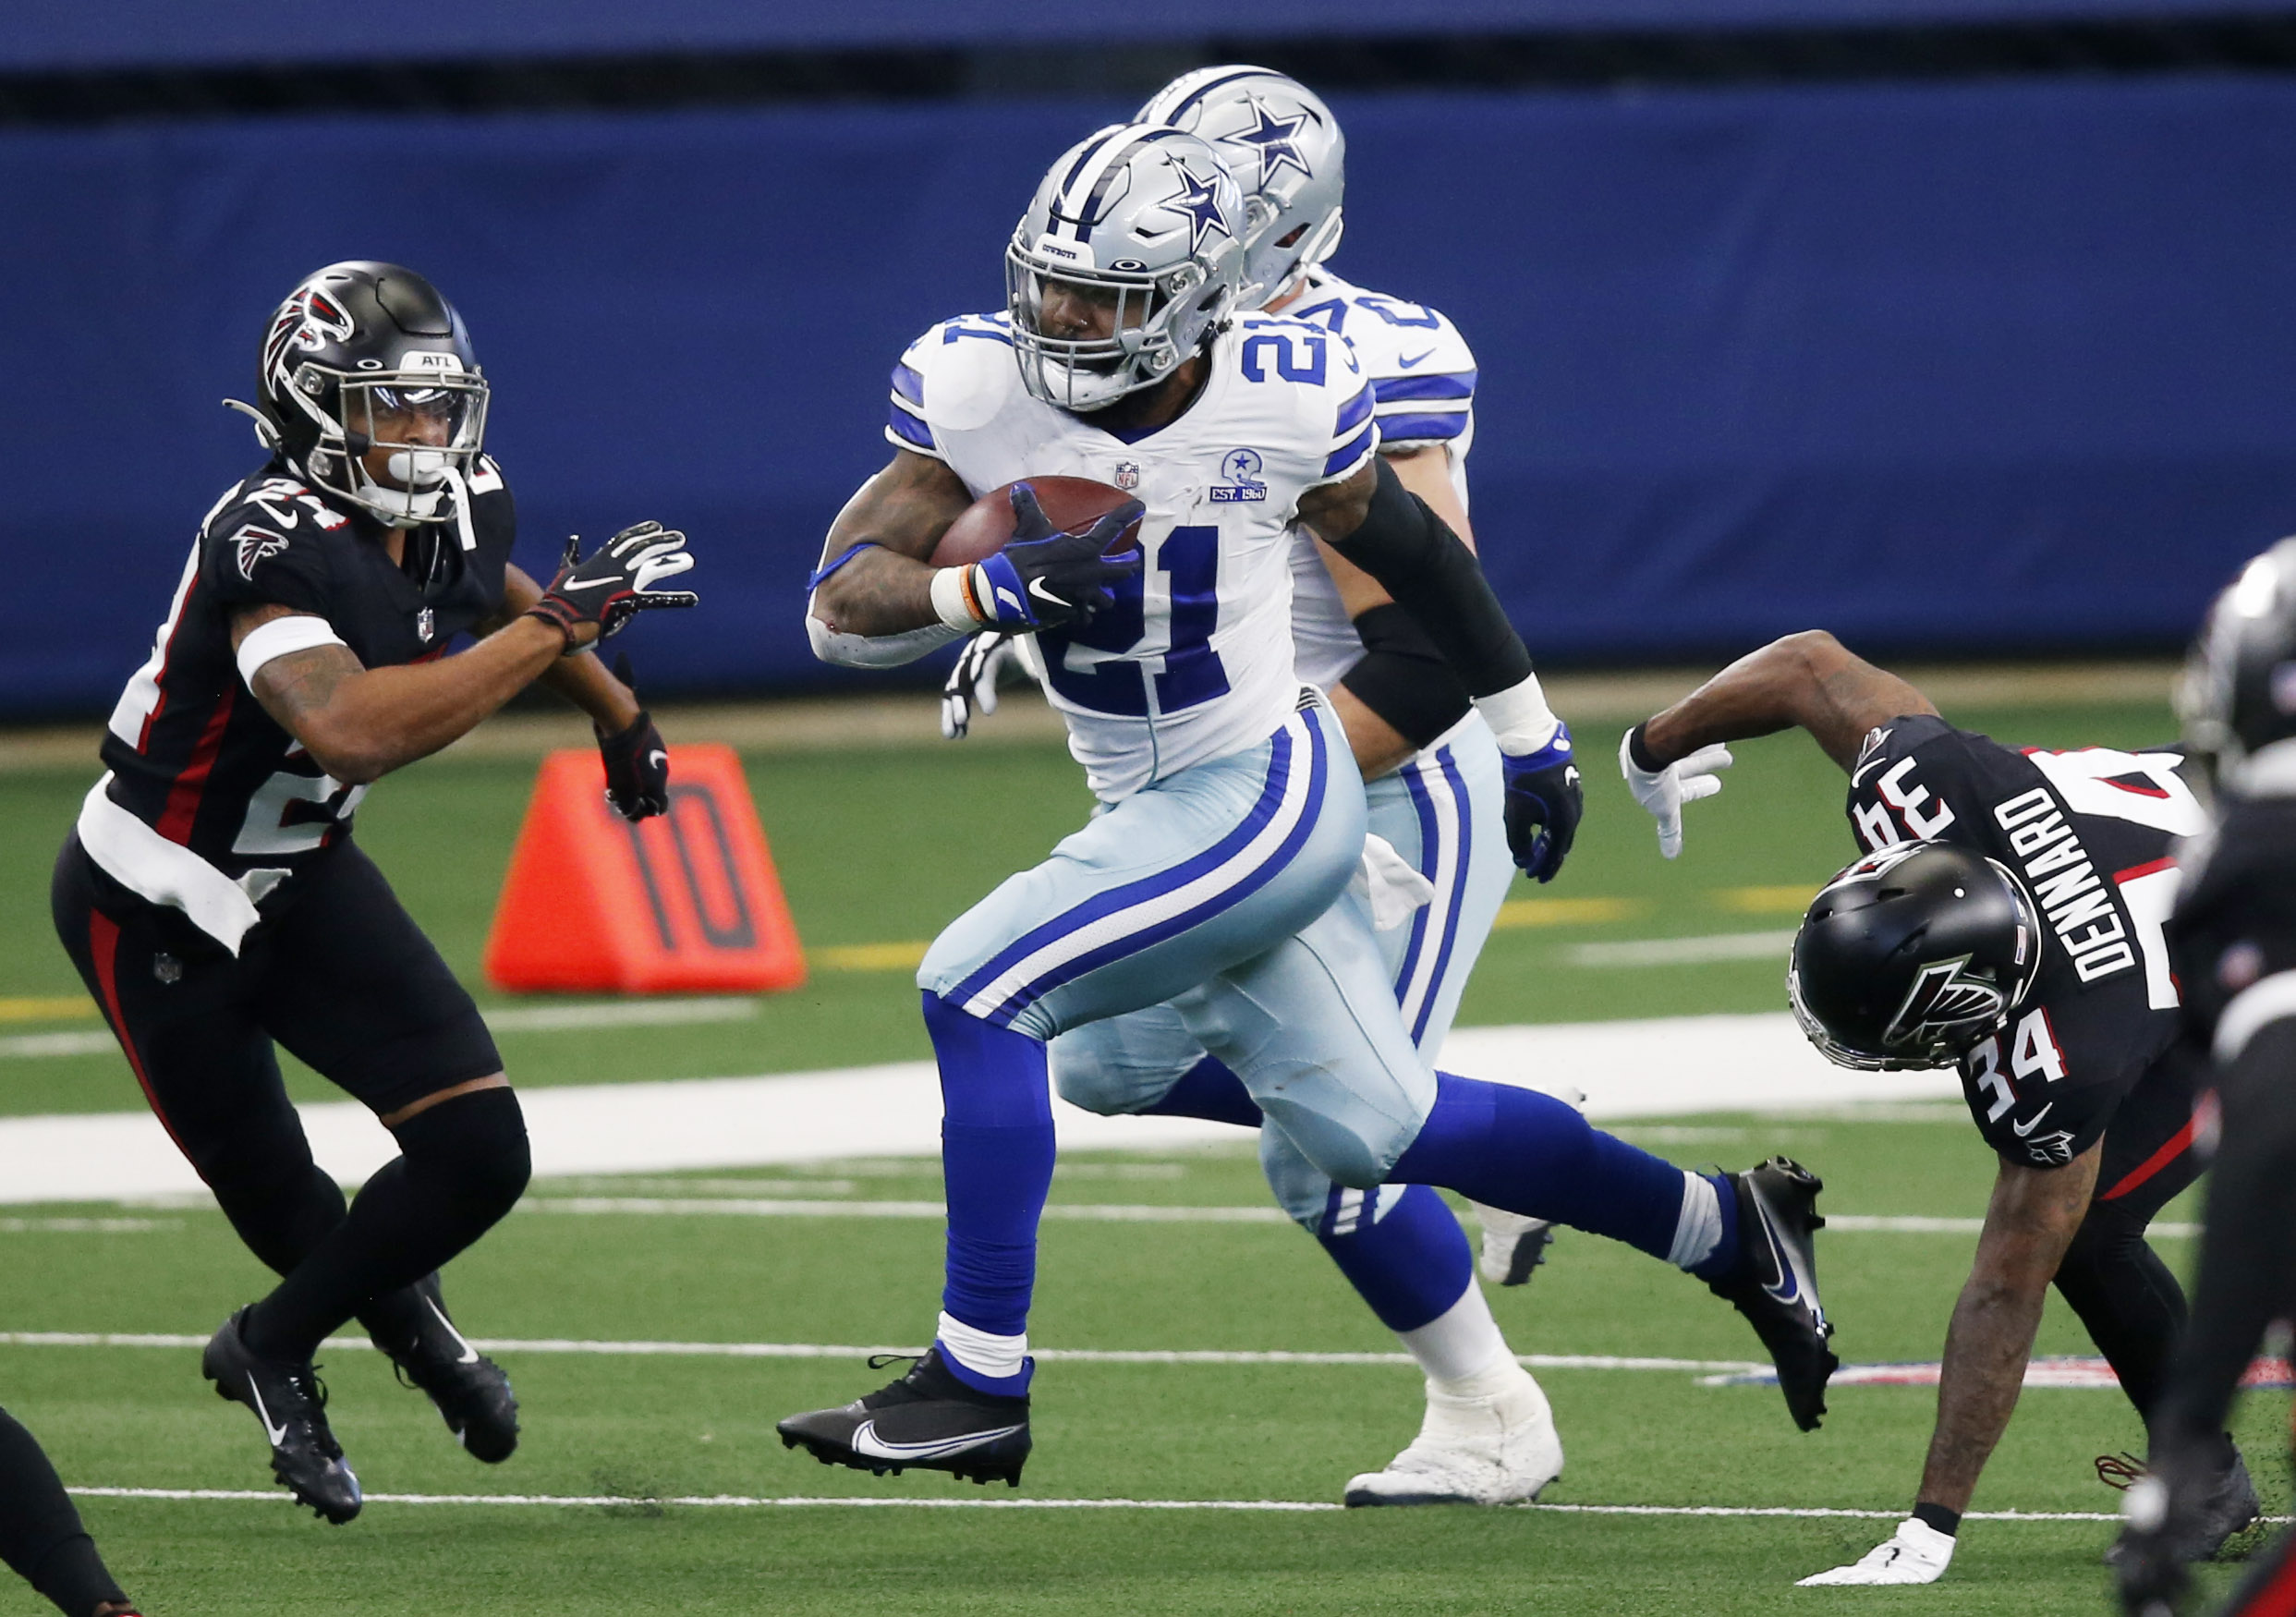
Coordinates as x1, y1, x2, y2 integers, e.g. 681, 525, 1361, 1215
233, 524, 292, 582
261, 286, 356, 392
1881, 954, 2008, 1052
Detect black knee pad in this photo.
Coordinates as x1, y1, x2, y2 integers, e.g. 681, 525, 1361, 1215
395, 1086, 530, 1220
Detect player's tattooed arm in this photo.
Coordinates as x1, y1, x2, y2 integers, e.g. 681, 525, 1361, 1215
489, 564, 642, 734
809, 450, 976, 637
235, 602, 568, 784
1637, 631, 1940, 774
1914, 1144, 2101, 1514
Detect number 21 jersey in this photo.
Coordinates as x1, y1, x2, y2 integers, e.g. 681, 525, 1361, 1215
888, 311, 1376, 801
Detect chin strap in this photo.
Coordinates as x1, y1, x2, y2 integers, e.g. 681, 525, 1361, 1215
220, 397, 282, 452
439, 460, 479, 552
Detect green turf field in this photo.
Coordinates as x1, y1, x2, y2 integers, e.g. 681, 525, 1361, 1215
4, 694, 2279, 1615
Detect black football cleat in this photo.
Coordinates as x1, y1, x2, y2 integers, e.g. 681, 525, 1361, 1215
1709, 1157, 1838, 1432
365, 1273, 519, 1463
778, 1350, 1031, 1487
2104, 1445, 2261, 1570
200, 1307, 362, 1524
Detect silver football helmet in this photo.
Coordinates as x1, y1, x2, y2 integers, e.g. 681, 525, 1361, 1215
1006, 123, 1249, 412
1137, 66, 1345, 310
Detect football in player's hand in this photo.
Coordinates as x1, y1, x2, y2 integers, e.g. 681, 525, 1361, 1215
931, 477, 1143, 567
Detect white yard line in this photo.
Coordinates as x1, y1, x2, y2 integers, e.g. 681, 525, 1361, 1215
59, 1485, 2234, 1524
0, 1331, 1760, 1374
0, 1011, 1961, 1206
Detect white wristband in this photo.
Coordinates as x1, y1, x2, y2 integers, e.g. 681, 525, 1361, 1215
236, 614, 347, 690
929, 565, 983, 631
1475, 674, 1562, 756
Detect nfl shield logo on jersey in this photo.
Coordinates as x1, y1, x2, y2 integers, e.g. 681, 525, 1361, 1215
1113, 460, 1140, 492
1210, 447, 1268, 503
417, 607, 435, 644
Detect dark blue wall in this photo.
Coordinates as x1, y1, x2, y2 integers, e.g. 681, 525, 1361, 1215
6, 75, 2294, 714
11, 2, 2288, 72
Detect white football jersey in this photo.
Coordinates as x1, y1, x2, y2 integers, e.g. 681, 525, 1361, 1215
888, 311, 1378, 800
1275, 268, 1478, 694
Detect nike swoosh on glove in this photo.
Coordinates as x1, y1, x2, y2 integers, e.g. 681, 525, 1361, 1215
527, 520, 699, 650
1796, 1518, 1955, 1586
596, 652, 670, 820
1500, 723, 1582, 882
966, 483, 1142, 631
1619, 724, 1732, 859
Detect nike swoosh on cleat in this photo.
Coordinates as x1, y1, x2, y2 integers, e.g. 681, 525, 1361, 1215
425, 1298, 481, 1366
248, 1383, 291, 1449
1750, 1179, 1821, 1319
850, 1419, 1025, 1462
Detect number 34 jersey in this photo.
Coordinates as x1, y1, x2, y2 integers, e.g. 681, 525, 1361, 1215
87, 459, 514, 932
888, 311, 1377, 801
1843, 713, 2207, 1168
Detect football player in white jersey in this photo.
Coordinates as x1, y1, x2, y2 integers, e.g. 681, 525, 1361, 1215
781, 122, 1838, 1489
939, 67, 1561, 1507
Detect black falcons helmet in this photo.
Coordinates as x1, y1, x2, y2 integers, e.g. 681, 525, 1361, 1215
235, 261, 489, 539
1788, 841, 2041, 1071
2179, 536, 2296, 790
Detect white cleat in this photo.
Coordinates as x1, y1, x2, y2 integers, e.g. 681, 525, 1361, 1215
1343, 1366, 1564, 1507
1473, 1203, 1556, 1286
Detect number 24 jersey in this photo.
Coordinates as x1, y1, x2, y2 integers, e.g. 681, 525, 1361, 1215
887, 311, 1376, 801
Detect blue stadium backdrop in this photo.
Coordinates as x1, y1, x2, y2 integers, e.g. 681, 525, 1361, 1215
5, 73, 2296, 712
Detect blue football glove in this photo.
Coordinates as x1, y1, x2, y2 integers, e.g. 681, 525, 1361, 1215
968, 483, 1143, 631
1500, 722, 1583, 882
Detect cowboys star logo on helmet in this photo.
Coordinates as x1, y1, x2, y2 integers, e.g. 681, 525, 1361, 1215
1162, 164, 1234, 256
1232, 102, 1316, 186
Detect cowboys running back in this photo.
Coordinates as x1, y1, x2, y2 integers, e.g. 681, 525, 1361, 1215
51, 261, 698, 1523
1622, 629, 2257, 1586
1034, 67, 1561, 1508
783, 122, 1837, 1489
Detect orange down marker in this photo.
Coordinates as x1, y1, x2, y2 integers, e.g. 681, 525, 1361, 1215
481, 744, 806, 995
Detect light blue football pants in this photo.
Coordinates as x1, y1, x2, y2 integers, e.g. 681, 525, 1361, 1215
917, 695, 1452, 1192
1049, 716, 1513, 1223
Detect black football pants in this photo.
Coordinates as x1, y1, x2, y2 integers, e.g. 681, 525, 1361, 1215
51, 833, 526, 1360
0, 1406, 126, 1617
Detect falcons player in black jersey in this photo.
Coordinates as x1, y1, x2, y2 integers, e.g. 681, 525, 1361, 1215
2117, 540, 2296, 1617
48, 261, 699, 1524
1619, 630, 2256, 1587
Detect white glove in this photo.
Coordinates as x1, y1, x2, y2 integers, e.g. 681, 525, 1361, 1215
1351, 834, 1436, 931
941, 632, 1021, 740
1618, 729, 1732, 859
1796, 1518, 1956, 1586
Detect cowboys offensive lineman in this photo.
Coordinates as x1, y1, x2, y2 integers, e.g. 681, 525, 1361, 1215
1024, 67, 1560, 1507
779, 123, 1836, 1486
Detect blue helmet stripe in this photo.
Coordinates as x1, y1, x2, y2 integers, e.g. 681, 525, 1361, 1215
1065, 128, 1187, 241
1145, 65, 1280, 127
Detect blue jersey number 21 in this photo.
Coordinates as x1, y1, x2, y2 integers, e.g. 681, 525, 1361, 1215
1039, 524, 1229, 717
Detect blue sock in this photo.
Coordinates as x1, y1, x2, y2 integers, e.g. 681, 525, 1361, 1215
1388, 1074, 1691, 1263
921, 991, 1053, 1391
1138, 1056, 1263, 1128
1314, 1182, 1474, 1333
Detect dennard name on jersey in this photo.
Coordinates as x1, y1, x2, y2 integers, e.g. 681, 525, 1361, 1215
889, 309, 1377, 801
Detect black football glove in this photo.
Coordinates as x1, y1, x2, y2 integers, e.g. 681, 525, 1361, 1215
965, 483, 1142, 631
596, 653, 669, 821
1500, 722, 1583, 883
526, 520, 699, 652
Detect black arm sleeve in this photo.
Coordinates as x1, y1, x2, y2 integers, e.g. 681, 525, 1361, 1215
1339, 603, 1473, 749
1322, 456, 1533, 698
